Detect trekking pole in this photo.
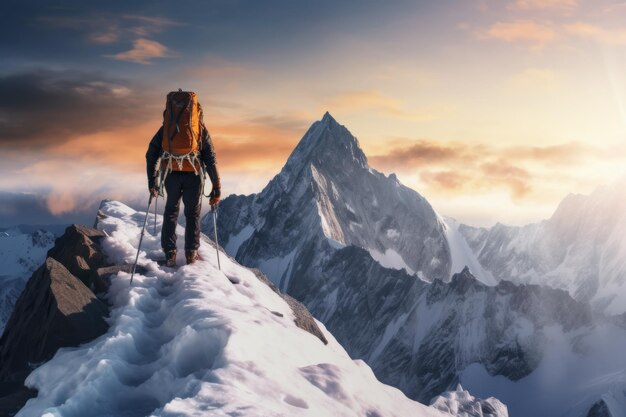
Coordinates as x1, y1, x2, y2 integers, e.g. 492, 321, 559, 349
154, 196, 158, 235
211, 204, 221, 270
131, 195, 153, 284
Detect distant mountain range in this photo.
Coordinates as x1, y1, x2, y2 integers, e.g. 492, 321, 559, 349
0, 228, 55, 333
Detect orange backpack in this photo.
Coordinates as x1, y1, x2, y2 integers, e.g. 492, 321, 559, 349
161, 90, 203, 172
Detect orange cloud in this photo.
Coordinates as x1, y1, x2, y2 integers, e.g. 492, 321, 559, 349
48, 113, 309, 176
370, 139, 480, 167
108, 38, 174, 64
478, 20, 557, 49
480, 161, 531, 198
420, 171, 468, 191
369, 138, 621, 200
46, 189, 77, 215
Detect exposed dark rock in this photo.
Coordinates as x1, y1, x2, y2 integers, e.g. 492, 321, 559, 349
93, 209, 108, 228
0, 383, 36, 417
587, 399, 612, 417
0, 224, 114, 413
0, 258, 109, 385
47, 224, 108, 293
30, 230, 55, 248
251, 269, 328, 345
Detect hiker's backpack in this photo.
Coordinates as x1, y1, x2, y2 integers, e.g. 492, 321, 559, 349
161, 89, 204, 172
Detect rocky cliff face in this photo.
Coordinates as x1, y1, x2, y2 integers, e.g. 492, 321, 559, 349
0, 225, 111, 415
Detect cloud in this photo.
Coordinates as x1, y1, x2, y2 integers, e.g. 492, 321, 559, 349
0, 191, 94, 227
0, 110, 311, 226
480, 160, 532, 198
564, 22, 626, 44
39, 13, 182, 45
46, 189, 77, 215
369, 138, 619, 200
43, 113, 307, 176
370, 139, 480, 167
108, 38, 174, 64
0, 70, 158, 149
38, 13, 180, 64
419, 170, 468, 191
478, 20, 557, 49
210, 114, 310, 170
326, 91, 443, 122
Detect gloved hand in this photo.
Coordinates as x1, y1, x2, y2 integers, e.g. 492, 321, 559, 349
209, 187, 221, 206
149, 183, 158, 198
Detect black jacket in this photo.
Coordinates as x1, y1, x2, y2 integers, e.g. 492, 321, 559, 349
145, 126, 220, 193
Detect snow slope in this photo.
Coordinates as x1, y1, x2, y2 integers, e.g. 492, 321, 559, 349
0, 229, 55, 334
17, 200, 462, 417
440, 217, 496, 285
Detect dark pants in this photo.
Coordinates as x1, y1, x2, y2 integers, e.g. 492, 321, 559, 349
161, 172, 202, 252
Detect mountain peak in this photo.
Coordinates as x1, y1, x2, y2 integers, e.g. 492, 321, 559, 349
282, 113, 368, 174
321, 111, 337, 125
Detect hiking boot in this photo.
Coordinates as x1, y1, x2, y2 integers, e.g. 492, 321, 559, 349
186, 250, 199, 265
165, 250, 177, 267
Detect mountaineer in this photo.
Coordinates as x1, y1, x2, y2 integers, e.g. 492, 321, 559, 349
145, 90, 220, 267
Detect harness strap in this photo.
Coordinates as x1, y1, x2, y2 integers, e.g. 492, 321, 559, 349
161, 151, 201, 175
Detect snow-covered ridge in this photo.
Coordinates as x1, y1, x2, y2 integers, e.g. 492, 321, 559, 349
17, 200, 471, 417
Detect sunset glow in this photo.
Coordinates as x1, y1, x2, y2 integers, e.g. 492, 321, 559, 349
1, 0, 625, 226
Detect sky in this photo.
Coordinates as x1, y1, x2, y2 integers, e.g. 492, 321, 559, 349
1, 0, 626, 227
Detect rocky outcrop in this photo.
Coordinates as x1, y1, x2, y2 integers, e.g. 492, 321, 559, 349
0, 224, 113, 415
46, 224, 109, 294
0, 258, 108, 382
